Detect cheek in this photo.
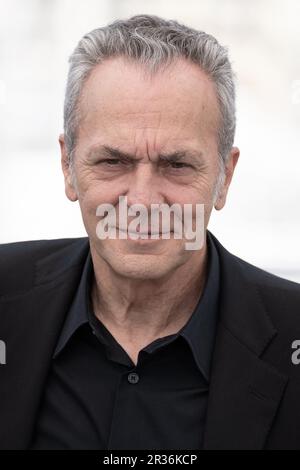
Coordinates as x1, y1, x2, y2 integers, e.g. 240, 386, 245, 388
77, 191, 98, 237
77, 180, 126, 240
79, 188, 113, 229
174, 181, 215, 226
75, 161, 129, 204
196, 171, 218, 203
76, 168, 117, 208
172, 177, 214, 206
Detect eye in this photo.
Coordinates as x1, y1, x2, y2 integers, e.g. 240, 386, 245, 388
170, 162, 189, 169
158, 159, 193, 173
102, 158, 121, 165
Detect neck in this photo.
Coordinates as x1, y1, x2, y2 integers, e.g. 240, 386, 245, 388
89, 241, 209, 346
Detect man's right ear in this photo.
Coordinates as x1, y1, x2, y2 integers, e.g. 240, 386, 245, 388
59, 134, 78, 202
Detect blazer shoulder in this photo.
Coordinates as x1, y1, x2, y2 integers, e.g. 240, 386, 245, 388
210, 230, 300, 295
0, 237, 87, 297
210, 230, 299, 290
233, 252, 300, 292
230, 252, 300, 330
210, 226, 300, 333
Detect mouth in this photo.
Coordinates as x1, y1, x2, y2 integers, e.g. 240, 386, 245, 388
116, 227, 173, 235
115, 227, 174, 238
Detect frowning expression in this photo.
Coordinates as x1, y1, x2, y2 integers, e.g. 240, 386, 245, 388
60, 56, 238, 279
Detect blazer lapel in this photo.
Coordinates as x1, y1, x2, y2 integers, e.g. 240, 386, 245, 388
203, 232, 289, 449
0, 238, 90, 449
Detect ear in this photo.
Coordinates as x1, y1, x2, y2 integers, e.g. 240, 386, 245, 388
214, 146, 240, 211
59, 134, 78, 202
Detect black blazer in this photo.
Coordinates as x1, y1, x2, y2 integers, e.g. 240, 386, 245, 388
0, 230, 300, 450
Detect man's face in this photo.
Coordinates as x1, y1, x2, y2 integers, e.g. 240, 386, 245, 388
60, 57, 239, 280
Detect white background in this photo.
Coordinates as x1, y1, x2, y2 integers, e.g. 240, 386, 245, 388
0, 0, 299, 281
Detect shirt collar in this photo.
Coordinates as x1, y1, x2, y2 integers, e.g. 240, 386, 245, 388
179, 230, 220, 381
53, 251, 92, 359
53, 231, 220, 381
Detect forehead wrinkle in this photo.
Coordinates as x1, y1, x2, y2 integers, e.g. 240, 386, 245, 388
87, 144, 204, 164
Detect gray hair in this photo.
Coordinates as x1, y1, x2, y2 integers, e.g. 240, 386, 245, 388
63, 14, 237, 198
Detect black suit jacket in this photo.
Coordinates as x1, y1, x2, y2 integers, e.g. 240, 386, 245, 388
0, 230, 300, 450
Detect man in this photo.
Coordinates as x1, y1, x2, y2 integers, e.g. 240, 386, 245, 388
0, 14, 300, 450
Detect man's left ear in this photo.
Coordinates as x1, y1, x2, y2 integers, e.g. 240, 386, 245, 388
214, 146, 240, 211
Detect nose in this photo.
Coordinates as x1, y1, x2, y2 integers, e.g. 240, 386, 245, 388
125, 161, 164, 209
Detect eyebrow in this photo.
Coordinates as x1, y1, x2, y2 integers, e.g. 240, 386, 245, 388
88, 144, 203, 163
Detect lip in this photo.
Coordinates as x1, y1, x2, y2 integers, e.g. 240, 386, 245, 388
129, 232, 171, 235
116, 227, 173, 235
114, 227, 174, 241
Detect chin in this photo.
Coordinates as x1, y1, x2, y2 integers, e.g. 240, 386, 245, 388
107, 253, 182, 281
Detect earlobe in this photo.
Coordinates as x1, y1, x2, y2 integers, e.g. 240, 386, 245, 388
65, 184, 78, 202
214, 193, 225, 211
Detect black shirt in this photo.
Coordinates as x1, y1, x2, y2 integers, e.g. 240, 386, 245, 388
30, 231, 220, 450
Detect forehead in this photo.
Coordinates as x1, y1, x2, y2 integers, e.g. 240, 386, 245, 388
78, 56, 220, 141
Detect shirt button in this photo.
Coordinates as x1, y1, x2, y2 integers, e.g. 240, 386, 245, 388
127, 372, 140, 384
